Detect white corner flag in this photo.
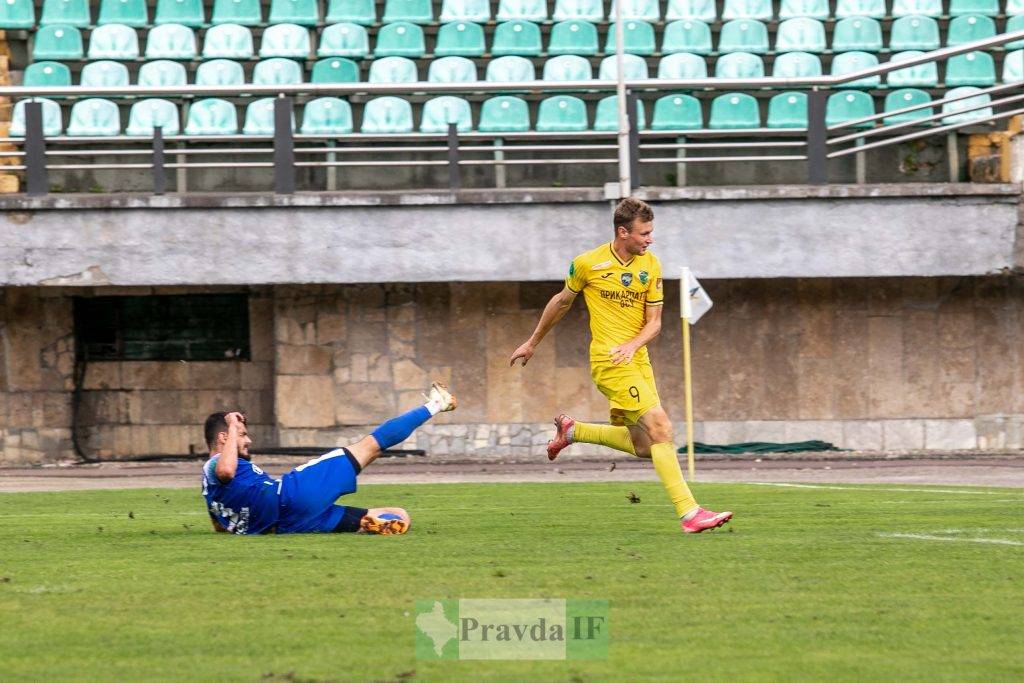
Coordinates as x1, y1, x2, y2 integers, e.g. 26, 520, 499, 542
679, 267, 712, 481
680, 267, 713, 324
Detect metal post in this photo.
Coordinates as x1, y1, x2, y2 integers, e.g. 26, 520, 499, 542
855, 136, 866, 184
806, 89, 829, 184
614, 0, 630, 197
152, 126, 166, 195
675, 135, 687, 187
493, 137, 506, 189
326, 144, 337, 191
273, 96, 295, 194
24, 101, 48, 196
626, 89, 640, 188
947, 131, 960, 181
447, 122, 461, 192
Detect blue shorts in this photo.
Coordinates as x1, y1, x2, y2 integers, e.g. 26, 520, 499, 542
276, 449, 361, 534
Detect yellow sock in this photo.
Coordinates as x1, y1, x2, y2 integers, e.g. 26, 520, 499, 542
572, 422, 636, 456
650, 442, 699, 518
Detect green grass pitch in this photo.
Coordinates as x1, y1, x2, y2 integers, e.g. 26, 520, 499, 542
1, 481, 1022, 681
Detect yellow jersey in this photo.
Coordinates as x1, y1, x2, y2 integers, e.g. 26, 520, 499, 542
566, 242, 664, 364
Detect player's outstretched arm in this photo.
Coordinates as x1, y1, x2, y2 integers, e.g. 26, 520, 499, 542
510, 286, 577, 367
213, 412, 245, 483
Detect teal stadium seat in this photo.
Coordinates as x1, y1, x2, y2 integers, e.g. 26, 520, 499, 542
375, 22, 425, 57
428, 56, 477, 82
775, 18, 826, 53
40, 0, 89, 27
0, 0, 34, 29
548, 20, 599, 55
300, 97, 354, 134
478, 96, 531, 131
145, 23, 198, 60
721, 0, 772, 21
326, 0, 375, 25
195, 58, 245, 85
609, 0, 661, 22
260, 23, 311, 58
778, 0, 828, 20
368, 55, 418, 82
949, 0, 999, 15
536, 95, 588, 131
892, 0, 942, 17
542, 54, 592, 80
1007, 0, 1024, 14
492, 20, 542, 56
718, 20, 769, 54
212, 0, 262, 26
832, 17, 883, 53
311, 57, 360, 82
436, 22, 486, 57
1004, 50, 1024, 83
890, 16, 940, 51
887, 51, 939, 87
486, 55, 536, 81
552, 0, 603, 22
665, 0, 715, 22
593, 95, 646, 130
98, 0, 147, 27
67, 98, 121, 136
946, 15, 996, 47
88, 24, 140, 60
1006, 16, 1024, 50
317, 23, 369, 58
361, 97, 414, 133
440, 0, 490, 23
882, 88, 932, 124
420, 96, 473, 133
23, 62, 72, 87
184, 98, 238, 134
709, 92, 760, 129
33, 26, 84, 60
383, 0, 433, 24
714, 51, 764, 78
835, 0, 885, 18
945, 50, 996, 86
767, 92, 807, 128
137, 60, 187, 86
496, 0, 547, 22
826, 90, 874, 128
155, 0, 205, 27
772, 51, 822, 77
269, 0, 320, 26
831, 51, 880, 87
126, 99, 180, 135
941, 86, 992, 124
657, 52, 708, 79
243, 98, 294, 135
252, 57, 304, 84
662, 20, 712, 55
10, 99, 63, 136
598, 53, 649, 80
80, 60, 129, 87
604, 21, 656, 56
203, 23, 254, 59
650, 93, 703, 130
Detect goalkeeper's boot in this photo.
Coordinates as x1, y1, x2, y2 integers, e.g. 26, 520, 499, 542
546, 414, 575, 461
681, 508, 733, 534
360, 512, 409, 535
424, 381, 457, 412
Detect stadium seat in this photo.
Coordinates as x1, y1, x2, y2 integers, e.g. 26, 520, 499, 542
721, 0, 772, 21
949, 0, 999, 15
252, 57, 304, 84
145, 23, 198, 60
834, 0, 885, 17
604, 21, 656, 55
947, 15, 996, 47
542, 54, 592, 80
126, 98, 180, 135
1007, 0, 1024, 15
492, 20, 543, 57
436, 21, 486, 57
10, 98, 63, 136
772, 51, 822, 77
826, 90, 874, 128
593, 95, 647, 130
882, 88, 933, 124
497, 0, 547, 21
831, 51, 880, 88
1006, 16, 1024, 50
420, 96, 473, 132
709, 92, 760, 129
195, 58, 246, 85
889, 16, 940, 51
665, 0, 716, 22
33, 25, 84, 60
310, 57, 360, 83
67, 98, 121, 136
317, 23, 370, 58
941, 86, 992, 124
368, 55, 418, 83
946, 50, 996, 86
88, 24, 140, 60
661, 20, 713, 55
440, 0, 490, 23
361, 96, 414, 133
97, 0, 147, 27
832, 17, 883, 53
714, 51, 765, 79
243, 98, 294, 135
184, 98, 238, 134
598, 53, 649, 80
548, 20, 599, 55
203, 23, 254, 59
767, 92, 807, 128
269, 0, 320, 26
382, 0, 433, 23
892, 0, 941, 17
774, 18, 826, 53
536, 95, 588, 131
887, 51, 939, 87
259, 23, 311, 58
40, 0, 90, 27
778, 0, 828, 20
428, 56, 477, 82
23, 62, 72, 87
155, 0, 205, 27
375, 21, 426, 57
211, 0, 262, 25
609, 0, 660, 21
552, 0, 603, 21
326, 0, 375, 25
299, 97, 354, 134
1004, 49, 1024, 83
0, 0, 34, 28
80, 60, 129, 87
478, 95, 531, 131
651, 93, 703, 129
137, 60, 188, 87
657, 52, 708, 79
486, 55, 536, 81
718, 19, 768, 54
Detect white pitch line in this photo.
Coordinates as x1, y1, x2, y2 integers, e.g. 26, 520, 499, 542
878, 532, 1024, 547
747, 482, 1022, 496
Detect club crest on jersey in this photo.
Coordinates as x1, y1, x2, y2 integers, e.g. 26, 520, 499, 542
638, 270, 649, 285
620, 273, 633, 287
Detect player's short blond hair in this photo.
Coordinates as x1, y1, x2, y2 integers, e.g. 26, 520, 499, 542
613, 197, 654, 232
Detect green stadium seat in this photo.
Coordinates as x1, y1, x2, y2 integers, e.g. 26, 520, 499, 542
593, 95, 647, 131
598, 53, 649, 80
657, 52, 708, 79
126, 99, 180, 135
368, 55, 418, 82
714, 51, 764, 78
203, 23, 254, 59
941, 86, 992, 124
609, 0, 660, 22
826, 90, 874, 128
382, 0, 433, 24
834, 0, 885, 18
721, 0, 772, 21
486, 55, 536, 81
259, 23, 311, 58
772, 51, 822, 77
0, 0, 34, 28
497, 0, 547, 22
946, 50, 996, 86
949, 0, 999, 15
311, 57, 360, 82
252, 57, 304, 84
1006, 16, 1024, 50
552, 0, 603, 22
718, 20, 769, 54
428, 56, 477, 82
882, 88, 932, 124
375, 22, 426, 57
436, 21, 486, 57
1004, 49, 1024, 83
10, 99, 63, 136
184, 98, 238, 134
98, 0, 147, 27
211, 0, 262, 26
326, 0, 375, 25
88, 24, 140, 60
243, 98, 294, 135
651, 93, 703, 129
361, 96, 414, 133
661, 20, 712, 55
548, 20, 599, 55
137, 60, 187, 86
440, 0, 490, 23
67, 98, 121, 136
947, 15, 996, 47
195, 58, 245, 85
478, 95, 530, 131
155, 0, 205, 27
766, 92, 807, 128
778, 0, 828, 20
831, 51, 880, 87
892, 0, 941, 17
709, 92, 760, 129
420, 95, 473, 132
23, 62, 72, 87
666, 0, 715, 22
889, 16, 940, 51
33, 25, 84, 60
40, 0, 90, 27
145, 24, 198, 60
542, 54, 592, 80
774, 18, 826, 53
887, 51, 939, 87
300, 97, 354, 134
317, 23, 370, 58
80, 60, 129, 87
536, 95, 588, 131
269, 0, 320, 26
1008, 0, 1024, 15
832, 17, 883, 53
604, 21, 656, 56
492, 20, 542, 56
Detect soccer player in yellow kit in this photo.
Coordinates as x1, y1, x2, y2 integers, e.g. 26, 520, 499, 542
509, 198, 732, 533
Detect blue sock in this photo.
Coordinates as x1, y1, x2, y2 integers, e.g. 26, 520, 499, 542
370, 405, 432, 450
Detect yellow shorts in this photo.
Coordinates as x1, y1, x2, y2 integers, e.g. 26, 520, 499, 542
590, 360, 661, 427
